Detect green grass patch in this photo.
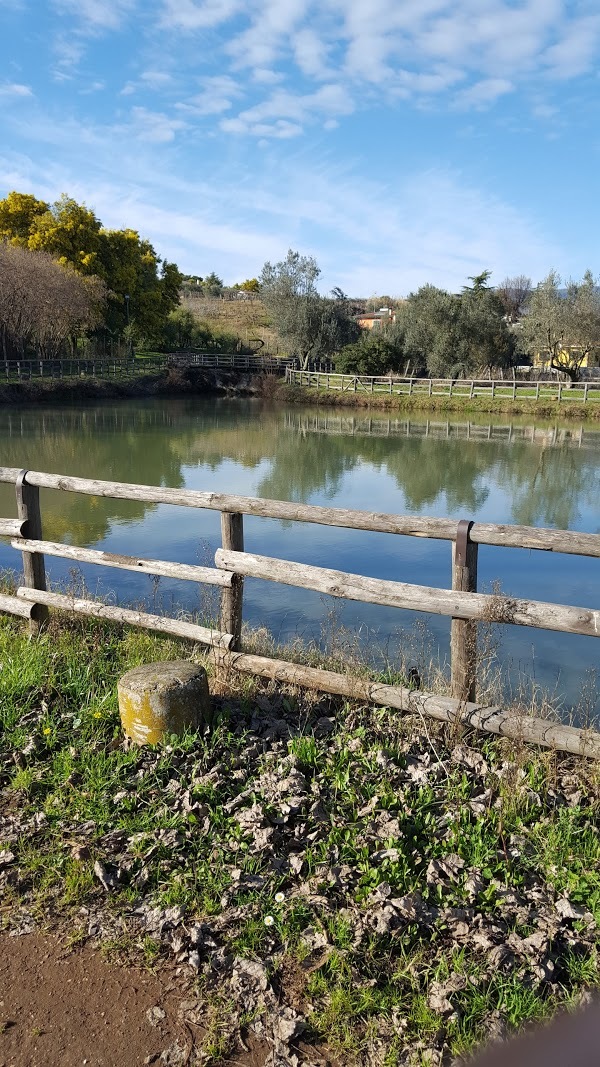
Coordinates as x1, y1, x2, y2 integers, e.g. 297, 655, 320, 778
0, 613, 599, 1065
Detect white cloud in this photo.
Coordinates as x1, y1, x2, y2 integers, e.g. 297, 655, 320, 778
160, 0, 244, 31
542, 14, 600, 79
222, 82, 354, 137
252, 68, 284, 85
140, 70, 173, 89
454, 77, 513, 110
53, 0, 135, 32
129, 107, 187, 142
293, 28, 331, 78
177, 75, 242, 116
154, 0, 600, 132
0, 82, 33, 97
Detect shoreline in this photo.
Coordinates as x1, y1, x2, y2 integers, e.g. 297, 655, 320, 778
1, 367, 599, 421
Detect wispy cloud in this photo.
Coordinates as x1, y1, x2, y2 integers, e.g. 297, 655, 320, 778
52, 0, 136, 32
221, 83, 353, 137
177, 75, 242, 117
152, 0, 600, 133
0, 82, 33, 97
160, 0, 244, 31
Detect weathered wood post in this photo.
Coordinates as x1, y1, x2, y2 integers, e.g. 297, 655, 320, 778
15, 470, 48, 635
220, 512, 244, 650
450, 519, 478, 702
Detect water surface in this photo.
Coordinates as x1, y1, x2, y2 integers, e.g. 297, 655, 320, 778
0, 398, 598, 718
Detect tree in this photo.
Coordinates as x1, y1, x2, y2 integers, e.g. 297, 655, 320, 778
260, 249, 359, 367
27, 194, 103, 274
0, 243, 105, 360
462, 270, 493, 292
520, 270, 600, 382
202, 272, 224, 296
0, 191, 48, 246
0, 190, 183, 345
94, 228, 182, 341
496, 275, 532, 323
335, 331, 404, 375
394, 285, 461, 377
394, 278, 514, 378
235, 278, 260, 292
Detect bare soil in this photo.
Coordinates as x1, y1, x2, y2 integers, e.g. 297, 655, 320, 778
0, 933, 330, 1067
0, 932, 192, 1067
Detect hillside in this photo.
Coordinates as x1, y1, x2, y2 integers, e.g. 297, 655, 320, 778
180, 292, 282, 353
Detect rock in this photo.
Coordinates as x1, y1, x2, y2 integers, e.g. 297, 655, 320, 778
146, 1005, 166, 1027
117, 661, 211, 745
276, 1008, 306, 1043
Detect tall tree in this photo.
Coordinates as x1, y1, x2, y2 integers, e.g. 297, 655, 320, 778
395, 279, 514, 378
0, 191, 183, 342
260, 249, 358, 367
520, 270, 600, 382
0, 244, 105, 359
496, 275, 532, 323
0, 191, 49, 246
27, 194, 103, 274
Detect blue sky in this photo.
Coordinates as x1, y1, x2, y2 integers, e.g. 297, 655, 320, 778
1, 0, 600, 295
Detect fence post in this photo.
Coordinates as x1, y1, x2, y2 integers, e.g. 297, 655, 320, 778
15, 470, 48, 636
220, 512, 244, 650
450, 519, 478, 702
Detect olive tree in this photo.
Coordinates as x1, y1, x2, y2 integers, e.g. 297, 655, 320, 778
520, 270, 600, 382
395, 278, 514, 378
259, 249, 359, 367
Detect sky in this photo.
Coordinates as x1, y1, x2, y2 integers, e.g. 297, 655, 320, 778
0, 1, 600, 295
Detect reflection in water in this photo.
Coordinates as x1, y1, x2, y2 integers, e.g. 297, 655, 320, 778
0, 397, 598, 715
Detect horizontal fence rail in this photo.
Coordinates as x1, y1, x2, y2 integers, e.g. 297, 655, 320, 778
0, 353, 294, 381
0, 358, 166, 380
175, 352, 295, 373
0, 466, 599, 757
1, 468, 598, 557
286, 368, 600, 402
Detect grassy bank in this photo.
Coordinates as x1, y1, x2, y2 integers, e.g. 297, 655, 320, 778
276, 382, 600, 421
3, 369, 600, 422
1, 611, 599, 1065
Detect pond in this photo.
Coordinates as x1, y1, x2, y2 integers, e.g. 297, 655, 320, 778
0, 397, 598, 719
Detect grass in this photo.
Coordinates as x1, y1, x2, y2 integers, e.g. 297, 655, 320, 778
277, 382, 600, 421
0, 611, 599, 1065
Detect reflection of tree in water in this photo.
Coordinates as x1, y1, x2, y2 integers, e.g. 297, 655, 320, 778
491, 443, 600, 530
0, 403, 191, 545
0, 399, 597, 554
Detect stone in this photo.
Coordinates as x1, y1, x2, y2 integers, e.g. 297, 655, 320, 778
117, 661, 211, 745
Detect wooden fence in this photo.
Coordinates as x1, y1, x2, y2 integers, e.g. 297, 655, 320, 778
176, 352, 295, 373
286, 369, 600, 403
0, 466, 599, 757
0, 358, 165, 381
0, 353, 295, 381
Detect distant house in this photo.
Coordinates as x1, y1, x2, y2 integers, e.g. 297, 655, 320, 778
355, 307, 396, 330
532, 347, 596, 371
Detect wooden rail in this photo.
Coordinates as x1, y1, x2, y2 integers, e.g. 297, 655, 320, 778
0, 353, 293, 381
286, 368, 600, 403
0, 358, 165, 381
0, 466, 598, 755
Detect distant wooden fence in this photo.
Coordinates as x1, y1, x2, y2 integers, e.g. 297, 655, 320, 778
286, 369, 600, 403
177, 352, 295, 373
0, 353, 295, 381
0, 358, 165, 381
0, 467, 599, 757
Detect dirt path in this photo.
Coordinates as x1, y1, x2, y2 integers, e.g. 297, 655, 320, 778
0, 932, 265, 1067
